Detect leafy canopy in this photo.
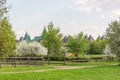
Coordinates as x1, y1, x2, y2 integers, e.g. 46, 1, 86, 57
67, 32, 89, 57
0, 0, 16, 60
106, 20, 120, 61
42, 22, 63, 56
0, 18, 16, 58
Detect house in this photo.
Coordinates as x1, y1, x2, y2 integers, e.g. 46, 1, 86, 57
18, 32, 43, 42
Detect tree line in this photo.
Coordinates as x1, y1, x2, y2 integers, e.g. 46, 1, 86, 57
0, 0, 120, 64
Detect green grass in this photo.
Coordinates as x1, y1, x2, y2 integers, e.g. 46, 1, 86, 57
0, 64, 54, 72
65, 61, 118, 66
0, 62, 120, 80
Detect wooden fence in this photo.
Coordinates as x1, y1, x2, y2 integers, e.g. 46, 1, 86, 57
0, 57, 44, 68
0, 55, 113, 68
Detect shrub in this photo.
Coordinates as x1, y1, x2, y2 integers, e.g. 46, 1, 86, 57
16, 41, 47, 56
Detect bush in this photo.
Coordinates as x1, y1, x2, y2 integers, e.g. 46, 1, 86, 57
89, 55, 103, 61
16, 41, 47, 56
65, 54, 90, 61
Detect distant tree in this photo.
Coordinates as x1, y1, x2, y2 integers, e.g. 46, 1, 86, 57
103, 45, 111, 56
41, 26, 47, 39
67, 35, 80, 57
16, 41, 47, 56
42, 22, 63, 64
77, 33, 89, 54
106, 20, 120, 63
67, 32, 89, 57
0, 18, 16, 59
89, 39, 106, 54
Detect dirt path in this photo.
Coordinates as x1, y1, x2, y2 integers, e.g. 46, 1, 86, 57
0, 65, 98, 74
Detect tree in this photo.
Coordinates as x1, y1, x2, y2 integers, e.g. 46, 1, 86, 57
16, 41, 47, 56
42, 22, 63, 64
66, 32, 89, 57
0, 0, 7, 20
106, 20, 120, 62
77, 33, 89, 54
0, 18, 16, 59
89, 39, 106, 54
41, 26, 47, 39
0, 0, 16, 60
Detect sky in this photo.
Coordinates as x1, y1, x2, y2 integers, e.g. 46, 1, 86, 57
7, 0, 120, 39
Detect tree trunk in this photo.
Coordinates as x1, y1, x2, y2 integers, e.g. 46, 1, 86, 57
117, 54, 120, 65
0, 61, 1, 68
75, 53, 78, 58
63, 52, 66, 65
47, 50, 50, 65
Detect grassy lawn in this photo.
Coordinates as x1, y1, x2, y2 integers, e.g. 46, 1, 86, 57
0, 64, 54, 72
0, 62, 119, 80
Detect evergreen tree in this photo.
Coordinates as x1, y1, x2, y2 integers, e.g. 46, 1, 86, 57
0, 18, 16, 59
41, 26, 47, 39
0, 0, 16, 60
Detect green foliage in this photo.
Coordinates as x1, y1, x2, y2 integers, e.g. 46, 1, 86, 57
89, 39, 106, 54
106, 20, 120, 61
0, 18, 16, 59
0, 0, 8, 20
42, 22, 63, 56
16, 41, 47, 56
41, 26, 47, 39
66, 32, 89, 57
65, 54, 90, 61
0, 0, 16, 60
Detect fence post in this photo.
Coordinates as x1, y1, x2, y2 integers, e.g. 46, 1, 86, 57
42, 57, 44, 65
14, 57, 16, 68
12, 57, 14, 67
63, 56, 66, 65
34, 57, 36, 65
0, 61, 1, 68
27, 57, 30, 67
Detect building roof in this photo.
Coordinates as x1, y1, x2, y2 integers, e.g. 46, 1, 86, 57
88, 35, 94, 42
32, 36, 42, 42
24, 32, 31, 43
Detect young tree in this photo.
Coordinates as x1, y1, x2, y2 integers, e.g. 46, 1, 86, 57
106, 20, 120, 63
77, 32, 89, 54
0, 18, 16, 59
42, 22, 62, 64
67, 32, 89, 57
89, 39, 106, 54
0, 0, 16, 60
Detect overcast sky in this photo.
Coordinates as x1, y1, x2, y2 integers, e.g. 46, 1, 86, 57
7, 0, 120, 39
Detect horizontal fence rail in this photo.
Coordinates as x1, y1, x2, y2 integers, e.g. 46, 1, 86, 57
0, 55, 116, 68
0, 57, 44, 67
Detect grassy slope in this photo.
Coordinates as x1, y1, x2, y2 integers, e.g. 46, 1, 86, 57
0, 62, 120, 80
